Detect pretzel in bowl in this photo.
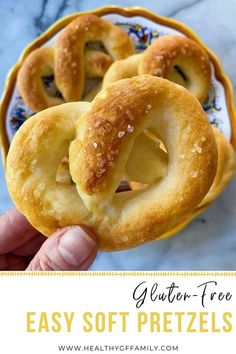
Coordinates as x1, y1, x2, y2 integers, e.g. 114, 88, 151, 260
103, 35, 211, 103
129, 127, 235, 208
17, 14, 135, 112
6, 76, 217, 251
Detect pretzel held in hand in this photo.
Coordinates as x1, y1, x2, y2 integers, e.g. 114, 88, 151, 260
17, 14, 135, 112
6, 76, 217, 250
129, 127, 235, 208
103, 35, 211, 103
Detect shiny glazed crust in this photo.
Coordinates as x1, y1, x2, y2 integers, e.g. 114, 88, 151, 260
6, 76, 217, 251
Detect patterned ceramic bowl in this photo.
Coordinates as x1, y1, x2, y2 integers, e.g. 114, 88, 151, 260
0, 6, 235, 240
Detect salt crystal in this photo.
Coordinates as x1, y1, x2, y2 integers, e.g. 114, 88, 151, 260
118, 131, 125, 138
201, 136, 206, 141
93, 142, 98, 149
192, 143, 202, 154
145, 104, 152, 114
127, 124, 134, 133
122, 235, 129, 241
98, 159, 106, 167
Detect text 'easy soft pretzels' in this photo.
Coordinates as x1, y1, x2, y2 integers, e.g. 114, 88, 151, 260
6, 76, 217, 251
17, 14, 135, 112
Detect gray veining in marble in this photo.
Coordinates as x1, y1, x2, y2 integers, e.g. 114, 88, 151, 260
0, 0, 236, 270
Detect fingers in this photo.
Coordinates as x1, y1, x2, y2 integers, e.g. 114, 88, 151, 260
0, 209, 40, 255
0, 208, 99, 271
0, 254, 27, 271
26, 226, 98, 271
12, 234, 46, 256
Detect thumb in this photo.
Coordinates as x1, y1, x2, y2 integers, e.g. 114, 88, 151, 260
26, 226, 98, 271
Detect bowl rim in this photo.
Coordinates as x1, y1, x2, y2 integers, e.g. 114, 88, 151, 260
1, 5, 236, 165
0, 5, 235, 241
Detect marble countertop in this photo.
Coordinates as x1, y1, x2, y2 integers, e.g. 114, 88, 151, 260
0, 0, 236, 270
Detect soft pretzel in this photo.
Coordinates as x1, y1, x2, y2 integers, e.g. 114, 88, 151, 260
17, 14, 135, 112
6, 76, 217, 251
129, 127, 235, 208
200, 127, 235, 206
103, 35, 211, 103
17, 46, 64, 112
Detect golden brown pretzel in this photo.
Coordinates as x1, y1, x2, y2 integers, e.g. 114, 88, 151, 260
6, 76, 217, 251
129, 127, 235, 208
17, 14, 135, 112
17, 46, 64, 112
103, 35, 211, 103
200, 127, 235, 206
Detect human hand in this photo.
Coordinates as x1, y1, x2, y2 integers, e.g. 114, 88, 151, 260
0, 209, 98, 271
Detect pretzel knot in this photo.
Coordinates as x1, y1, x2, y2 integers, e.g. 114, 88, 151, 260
6, 76, 217, 251
17, 14, 135, 112
103, 35, 211, 103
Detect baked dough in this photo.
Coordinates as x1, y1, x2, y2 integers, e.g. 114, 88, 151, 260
17, 14, 135, 112
6, 76, 217, 250
103, 35, 211, 103
129, 127, 235, 209
200, 127, 235, 206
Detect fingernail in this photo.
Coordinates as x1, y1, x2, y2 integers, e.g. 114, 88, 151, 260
58, 226, 97, 267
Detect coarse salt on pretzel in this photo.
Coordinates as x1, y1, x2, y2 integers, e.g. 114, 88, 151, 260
6, 76, 217, 251
17, 14, 135, 112
103, 35, 211, 103
55, 14, 135, 102
17, 46, 64, 112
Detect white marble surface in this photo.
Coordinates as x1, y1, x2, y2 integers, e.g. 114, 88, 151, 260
0, 0, 236, 270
